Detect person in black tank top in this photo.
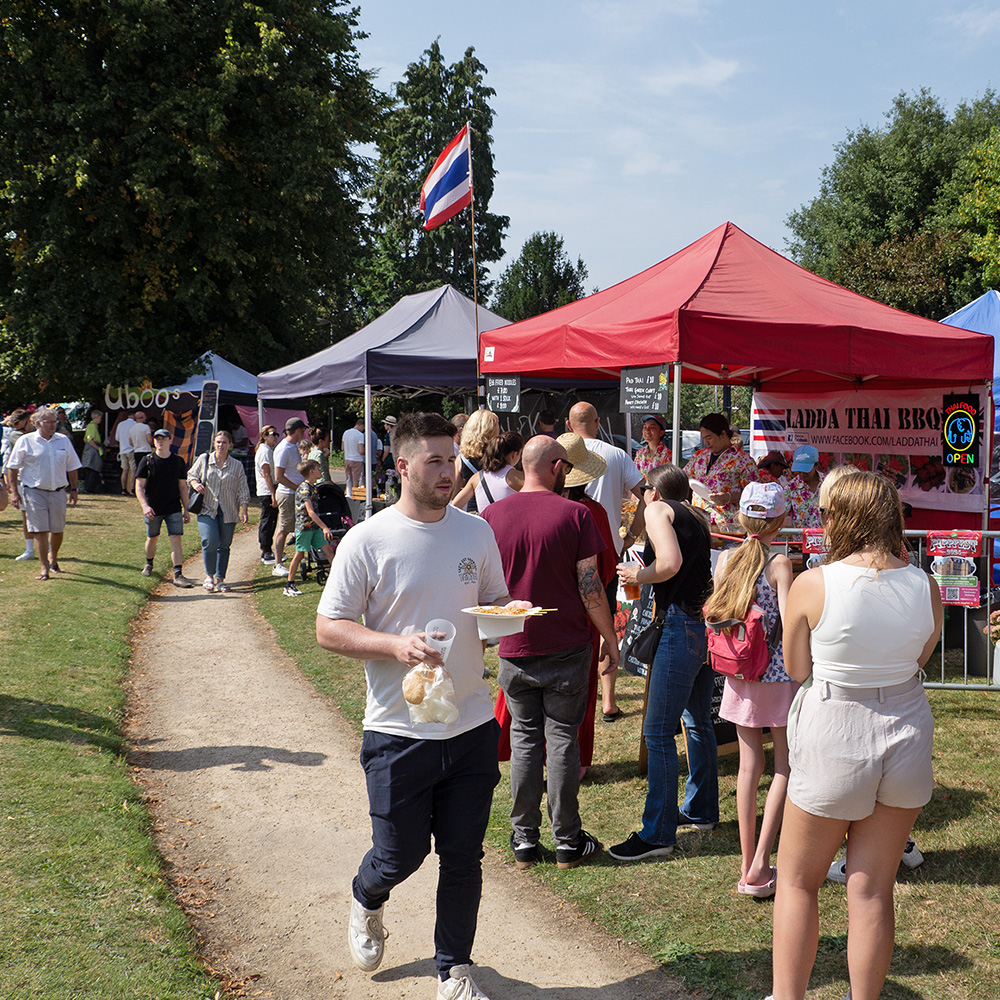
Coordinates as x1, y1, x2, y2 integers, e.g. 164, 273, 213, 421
607, 463, 718, 861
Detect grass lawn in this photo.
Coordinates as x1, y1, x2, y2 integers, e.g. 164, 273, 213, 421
255, 559, 1000, 1000
0, 494, 218, 1000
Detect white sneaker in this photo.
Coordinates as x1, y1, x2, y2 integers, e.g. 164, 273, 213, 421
348, 898, 387, 972
271, 563, 288, 577
15, 551, 36, 561
900, 837, 924, 869
437, 964, 490, 1000
261, 553, 275, 564
826, 857, 847, 884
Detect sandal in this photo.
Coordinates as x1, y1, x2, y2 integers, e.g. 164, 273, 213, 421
738, 866, 777, 898
203, 576, 215, 592
602, 708, 623, 722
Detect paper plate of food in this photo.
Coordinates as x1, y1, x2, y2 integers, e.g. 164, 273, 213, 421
688, 479, 713, 503
461, 605, 545, 639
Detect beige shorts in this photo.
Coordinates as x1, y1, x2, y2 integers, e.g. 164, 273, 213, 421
23, 486, 68, 534
277, 492, 296, 533
119, 451, 136, 471
787, 675, 933, 820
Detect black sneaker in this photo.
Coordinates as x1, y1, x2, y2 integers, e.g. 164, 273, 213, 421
677, 810, 716, 832
509, 833, 541, 870
556, 830, 602, 869
607, 832, 674, 861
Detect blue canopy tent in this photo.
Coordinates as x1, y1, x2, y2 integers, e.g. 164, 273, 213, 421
941, 291, 1000, 422
941, 291, 1000, 582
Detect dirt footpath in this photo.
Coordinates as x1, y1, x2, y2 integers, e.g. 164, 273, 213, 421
126, 529, 692, 1000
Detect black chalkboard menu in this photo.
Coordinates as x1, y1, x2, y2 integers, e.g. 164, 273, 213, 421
619, 365, 670, 413
485, 375, 521, 413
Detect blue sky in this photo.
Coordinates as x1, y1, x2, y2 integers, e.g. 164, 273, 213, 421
355, 1, 999, 295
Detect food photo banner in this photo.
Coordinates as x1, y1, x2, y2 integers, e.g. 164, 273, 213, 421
751, 386, 986, 513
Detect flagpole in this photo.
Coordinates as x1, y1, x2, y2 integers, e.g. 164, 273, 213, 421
466, 121, 484, 410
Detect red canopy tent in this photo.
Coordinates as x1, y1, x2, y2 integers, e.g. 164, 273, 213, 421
479, 222, 993, 393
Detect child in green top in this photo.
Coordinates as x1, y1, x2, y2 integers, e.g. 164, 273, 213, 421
284, 460, 336, 597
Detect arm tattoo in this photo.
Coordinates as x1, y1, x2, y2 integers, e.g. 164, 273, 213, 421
577, 558, 604, 609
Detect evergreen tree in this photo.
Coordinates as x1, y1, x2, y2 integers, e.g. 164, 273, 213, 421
360, 41, 508, 319
0, 0, 381, 396
491, 231, 590, 322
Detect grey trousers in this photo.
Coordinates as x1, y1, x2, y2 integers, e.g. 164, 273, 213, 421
499, 643, 592, 848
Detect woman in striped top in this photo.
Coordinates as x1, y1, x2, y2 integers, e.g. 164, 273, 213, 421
188, 430, 250, 592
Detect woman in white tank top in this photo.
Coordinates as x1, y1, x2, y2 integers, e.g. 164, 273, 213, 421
450, 430, 523, 513
767, 471, 942, 1000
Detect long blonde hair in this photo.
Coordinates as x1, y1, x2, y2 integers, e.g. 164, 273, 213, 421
703, 512, 785, 622
818, 462, 860, 508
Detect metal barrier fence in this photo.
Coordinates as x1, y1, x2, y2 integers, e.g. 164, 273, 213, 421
772, 528, 1000, 692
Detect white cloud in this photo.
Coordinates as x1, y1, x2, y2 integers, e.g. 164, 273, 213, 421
942, 7, 1000, 38
583, 0, 712, 27
643, 54, 740, 96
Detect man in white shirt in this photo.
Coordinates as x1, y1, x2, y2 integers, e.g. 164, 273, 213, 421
128, 411, 154, 468
7, 408, 82, 580
271, 417, 307, 574
115, 410, 137, 495
568, 401, 647, 721
317, 412, 523, 1000
342, 417, 365, 492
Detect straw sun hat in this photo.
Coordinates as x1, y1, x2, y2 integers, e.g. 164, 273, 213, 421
556, 432, 607, 487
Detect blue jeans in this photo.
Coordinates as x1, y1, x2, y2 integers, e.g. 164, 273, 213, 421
641, 605, 718, 846
196, 512, 236, 579
354, 720, 500, 978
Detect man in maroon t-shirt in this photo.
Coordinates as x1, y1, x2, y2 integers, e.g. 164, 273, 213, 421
482, 435, 619, 871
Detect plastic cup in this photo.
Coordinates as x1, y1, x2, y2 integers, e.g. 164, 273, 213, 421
618, 560, 641, 601
424, 619, 457, 664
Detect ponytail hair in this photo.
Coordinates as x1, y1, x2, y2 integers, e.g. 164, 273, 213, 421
703, 511, 785, 623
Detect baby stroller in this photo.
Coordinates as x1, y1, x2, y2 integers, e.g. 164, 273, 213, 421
299, 482, 354, 585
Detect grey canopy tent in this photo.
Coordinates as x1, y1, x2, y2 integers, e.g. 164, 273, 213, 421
256, 284, 509, 399
257, 284, 510, 516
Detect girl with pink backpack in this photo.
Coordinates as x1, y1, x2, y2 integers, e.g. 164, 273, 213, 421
704, 481, 797, 897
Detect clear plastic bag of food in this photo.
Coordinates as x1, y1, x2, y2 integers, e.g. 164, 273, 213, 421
402, 665, 460, 725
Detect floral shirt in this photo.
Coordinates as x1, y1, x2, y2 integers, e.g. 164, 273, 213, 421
685, 446, 759, 533
786, 472, 825, 530
634, 440, 673, 478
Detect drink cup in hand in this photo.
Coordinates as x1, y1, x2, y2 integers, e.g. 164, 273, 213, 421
424, 619, 457, 665
618, 560, 641, 601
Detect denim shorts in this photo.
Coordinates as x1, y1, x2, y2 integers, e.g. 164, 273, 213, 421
146, 510, 184, 537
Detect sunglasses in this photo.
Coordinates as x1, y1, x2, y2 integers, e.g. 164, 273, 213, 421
552, 458, 574, 472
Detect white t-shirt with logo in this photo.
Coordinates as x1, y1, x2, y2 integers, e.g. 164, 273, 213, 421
583, 436, 643, 555
342, 426, 364, 462
273, 437, 304, 496
317, 505, 508, 739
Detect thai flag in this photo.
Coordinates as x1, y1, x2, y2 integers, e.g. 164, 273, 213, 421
420, 125, 472, 230
750, 402, 788, 458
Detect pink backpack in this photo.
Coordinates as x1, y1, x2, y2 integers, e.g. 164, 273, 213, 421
705, 603, 780, 682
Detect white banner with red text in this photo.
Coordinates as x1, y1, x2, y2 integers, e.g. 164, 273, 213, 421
751, 386, 986, 513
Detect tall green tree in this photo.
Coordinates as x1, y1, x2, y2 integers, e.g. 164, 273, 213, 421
786, 88, 1000, 317
0, 0, 381, 396
490, 231, 590, 322
359, 41, 508, 319
959, 127, 1000, 287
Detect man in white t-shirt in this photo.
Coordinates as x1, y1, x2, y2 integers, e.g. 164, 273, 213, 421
271, 417, 307, 574
342, 417, 365, 492
115, 410, 137, 495
128, 411, 153, 466
317, 412, 522, 1000
568, 401, 647, 721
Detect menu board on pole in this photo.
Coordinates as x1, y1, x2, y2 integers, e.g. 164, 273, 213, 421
620, 365, 670, 413
485, 375, 521, 413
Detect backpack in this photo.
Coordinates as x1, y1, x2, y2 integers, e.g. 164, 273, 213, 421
705, 556, 782, 682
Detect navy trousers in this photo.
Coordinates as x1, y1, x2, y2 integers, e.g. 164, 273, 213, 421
353, 719, 500, 978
